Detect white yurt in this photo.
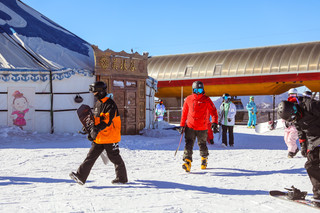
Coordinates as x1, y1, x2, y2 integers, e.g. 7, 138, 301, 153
0, 0, 95, 133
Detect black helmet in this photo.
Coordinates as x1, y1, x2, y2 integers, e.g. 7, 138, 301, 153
277, 101, 298, 121
89, 81, 107, 99
192, 81, 204, 94
303, 91, 312, 98
192, 81, 204, 90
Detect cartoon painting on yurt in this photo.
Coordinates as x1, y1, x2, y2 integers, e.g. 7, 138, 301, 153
7, 87, 35, 131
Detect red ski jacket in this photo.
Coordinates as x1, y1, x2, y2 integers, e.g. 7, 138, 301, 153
180, 93, 218, 130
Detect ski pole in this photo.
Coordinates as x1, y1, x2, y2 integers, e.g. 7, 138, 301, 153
174, 132, 184, 157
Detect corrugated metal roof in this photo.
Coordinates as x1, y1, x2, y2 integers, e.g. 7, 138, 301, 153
148, 41, 320, 81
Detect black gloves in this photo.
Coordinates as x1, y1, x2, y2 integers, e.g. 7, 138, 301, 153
89, 126, 100, 141
228, 118, 232, 122
300, 142, 307, 157
81, 126, 88, 134
211, 123, 219, 134
87, 134, 94, 141
178, 126, 185, 134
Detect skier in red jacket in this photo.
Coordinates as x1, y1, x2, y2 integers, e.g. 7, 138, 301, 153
179, 81, 219, 172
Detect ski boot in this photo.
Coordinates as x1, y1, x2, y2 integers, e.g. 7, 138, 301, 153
182, 159, 191, 172
69, 172, 84, 185
285, 185, 307, 200
201, 157, 207, 170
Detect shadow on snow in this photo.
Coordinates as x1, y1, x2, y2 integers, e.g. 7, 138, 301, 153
0, 176, 86, 186
89, 179, 267, 196
200, 167, 307, 177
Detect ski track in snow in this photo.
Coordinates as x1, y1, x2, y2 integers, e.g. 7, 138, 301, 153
0, 123, 318, 213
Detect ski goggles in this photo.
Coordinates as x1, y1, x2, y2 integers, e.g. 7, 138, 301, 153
224, 96, 230, 100
89, 84, 96, 92
89, 85, 103, 93
193, 88, 204, 94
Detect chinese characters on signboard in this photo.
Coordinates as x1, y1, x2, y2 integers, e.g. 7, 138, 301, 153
99, 56, 136, 72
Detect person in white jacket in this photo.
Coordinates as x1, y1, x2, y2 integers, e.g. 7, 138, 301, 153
219, 93, 237, 147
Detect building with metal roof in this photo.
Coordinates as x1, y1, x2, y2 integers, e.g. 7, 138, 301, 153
148, 41, 320, 98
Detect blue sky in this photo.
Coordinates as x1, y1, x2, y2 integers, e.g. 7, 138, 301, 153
24, 0, 320, 57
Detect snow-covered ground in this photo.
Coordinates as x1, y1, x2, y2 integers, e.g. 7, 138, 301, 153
0, 122, 317, 212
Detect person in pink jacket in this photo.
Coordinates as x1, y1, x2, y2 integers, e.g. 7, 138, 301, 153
283, 88, 299, 158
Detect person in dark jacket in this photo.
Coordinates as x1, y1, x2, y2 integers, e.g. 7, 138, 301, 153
70, 81, 128, 185
298, 91, 314, 157
179, 81, 219, 172
278, 99, 320, 202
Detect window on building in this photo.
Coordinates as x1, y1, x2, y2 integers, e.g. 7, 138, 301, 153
184, 66, 193, 77
214, 64, 222, 75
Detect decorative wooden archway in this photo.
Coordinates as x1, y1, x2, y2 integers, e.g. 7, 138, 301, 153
92, 46, 149, 135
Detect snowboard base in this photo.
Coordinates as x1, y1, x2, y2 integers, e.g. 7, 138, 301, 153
77, 104, 109, 165
269, 190, 320, 209
255, 119, 284, 133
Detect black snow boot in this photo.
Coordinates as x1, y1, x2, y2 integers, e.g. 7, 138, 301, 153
288, 148, 299, 158
111, 177, 128, 184
285, 186, 307, 200
69, 172, 84, 185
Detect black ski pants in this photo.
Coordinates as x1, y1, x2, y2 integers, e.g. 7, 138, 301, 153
77, 142, 127, 183
183, 127, 208, 162
305, 147, 320, 197
222, 125, 234, 146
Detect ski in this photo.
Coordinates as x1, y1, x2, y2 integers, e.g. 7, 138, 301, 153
218, 124, 222, 143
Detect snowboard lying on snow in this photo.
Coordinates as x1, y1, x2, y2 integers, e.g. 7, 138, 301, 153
77, 104, 109, 165
255, 119, 284, 133
269, 190, 320, 209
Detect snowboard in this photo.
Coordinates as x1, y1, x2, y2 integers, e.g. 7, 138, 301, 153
77, 104, 109, 165
217, 124, 222, 143
255, 119, 284, 133
269, 190, 320, 209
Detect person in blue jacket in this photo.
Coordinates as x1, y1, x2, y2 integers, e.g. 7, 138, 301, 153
246, 96, 257, 128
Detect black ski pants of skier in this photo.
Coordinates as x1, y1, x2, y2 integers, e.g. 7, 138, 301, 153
183, 126, 208, 162
222, 125, 234, 146
76, 142, 127, 183
305, 147, 320, 198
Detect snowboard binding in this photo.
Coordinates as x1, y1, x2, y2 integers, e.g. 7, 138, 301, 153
285, 185, 307, 200
268, 120, 277, 130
